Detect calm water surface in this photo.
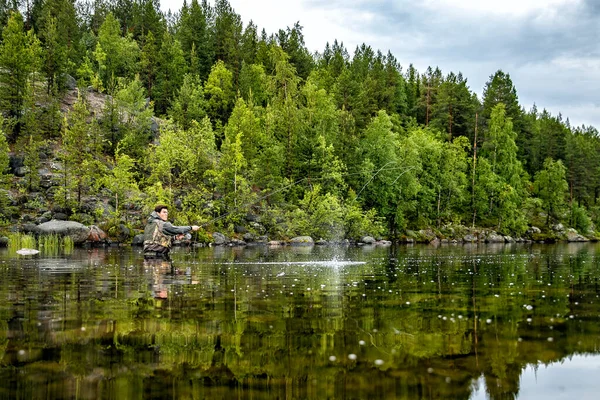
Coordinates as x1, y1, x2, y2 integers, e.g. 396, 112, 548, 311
1, 243, 600, 399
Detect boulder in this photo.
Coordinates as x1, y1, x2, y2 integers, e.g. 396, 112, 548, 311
486, 232, 505, 243
212, 232, 228, 245
53, 212, 68, 221
527, 226, 541, 235
315, 239, 328, 245
0, 237, 8, 247
230, 238, 247, 246
88, 225, 108, 243
463, 234, 478, 242
566, 229, 588, 242
132, 234, 145, 246
361, 236, 376, 244
37, 220, 90, 244
290, 236, 314, 246
64, 74, 77, 90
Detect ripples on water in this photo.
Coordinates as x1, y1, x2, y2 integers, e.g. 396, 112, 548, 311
1, 243, 600, 399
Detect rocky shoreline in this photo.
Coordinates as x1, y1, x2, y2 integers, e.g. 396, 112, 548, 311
0, 219, 595, 249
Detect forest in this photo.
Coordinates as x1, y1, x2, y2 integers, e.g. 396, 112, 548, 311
0, 0, 599, 241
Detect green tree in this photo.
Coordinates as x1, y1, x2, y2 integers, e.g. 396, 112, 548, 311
177, 0, 213, 80
481, 103, 528, 232
148, 117, 216, 187
533, 158, 568, 226
204, 60, 234, 140
60, 95, 104, 208
139, 31, 158, 97
238, 62, 267, 106
482, 70, 523, 136
38, 16, 68, 94
94, 12, 139, 91
430, 72, 478, 141
114, 75, 154, 160
153, 30, 186, 114
169, 73, 206, 130
102, 152, 140, 217
0, 11, 41, 139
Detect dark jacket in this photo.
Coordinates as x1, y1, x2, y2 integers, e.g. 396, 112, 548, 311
143, 211, 192, 255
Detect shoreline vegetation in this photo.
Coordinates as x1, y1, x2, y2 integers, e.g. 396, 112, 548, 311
1, 1, 599, 246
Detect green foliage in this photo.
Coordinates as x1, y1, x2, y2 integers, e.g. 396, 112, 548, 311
7, 232, 37, 252
289, 185, 345, 240
60, 94, 106, 208
148, 118, 216, 187
571, 204, 592, 234
169, 73, 206, 130
94, 12, 139, 91
0, 122, 9, 182
533, 158, 568, 226
114, 75, 154, 159
0, 11, 41, 139
102, 153, 140, 217
204, 60, 234, 135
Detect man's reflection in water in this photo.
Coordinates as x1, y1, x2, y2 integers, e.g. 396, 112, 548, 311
143, 258, 192, 300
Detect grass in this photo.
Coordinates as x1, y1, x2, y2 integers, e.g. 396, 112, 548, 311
7, 232, 74, 255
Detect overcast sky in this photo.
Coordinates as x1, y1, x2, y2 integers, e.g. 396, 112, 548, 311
163, 0, 599, 129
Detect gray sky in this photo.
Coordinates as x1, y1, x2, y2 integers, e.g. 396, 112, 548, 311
163, 0, 600, 129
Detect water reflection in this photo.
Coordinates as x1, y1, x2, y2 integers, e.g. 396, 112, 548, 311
0, 243, 600, 399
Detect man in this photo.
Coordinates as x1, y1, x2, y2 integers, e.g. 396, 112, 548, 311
143, 205, 199, 258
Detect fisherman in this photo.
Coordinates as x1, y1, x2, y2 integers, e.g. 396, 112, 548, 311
143, 205, 199, 258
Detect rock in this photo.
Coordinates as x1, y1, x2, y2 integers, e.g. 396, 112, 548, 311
256, 235, 269, 243
212, 232, 228, 245
418, 229, 437, 242
64, 74, 77, 90
315, 239, 328, 245
53, 212, 68, 221
0, 237, 8, 247
463, 234, 478, 242
8, 154, 24, 174
361, 236, 376, 244
37, 220, 90, 244
552, 223, 565, 232
150, 117, 159, 136
268, 240, 283, 246
290, 236, 314, 245
486, 232, 505, 243
132, 234, 145, 246
115, 224, 130, 242
245, 213, 260, 222
20, 223, 38, 234
504, 236, 515, 243
16, 248, 39, 255
88, 225, 108, 242
234, 225, 246, 234
377, 240, 392, 246
15, 166, 27, 177
35, 216, 50, 224
230, 238, 247, 246
566, 229, 588, 242
243, 233, 255, 242
527, 226, 541, 235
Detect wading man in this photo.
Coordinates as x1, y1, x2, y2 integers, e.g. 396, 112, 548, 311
143, 205, 199, 258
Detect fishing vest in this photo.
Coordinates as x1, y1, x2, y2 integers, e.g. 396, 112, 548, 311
143, 219, 172, 249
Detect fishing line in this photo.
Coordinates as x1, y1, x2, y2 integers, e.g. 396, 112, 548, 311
196, 164, 417, 228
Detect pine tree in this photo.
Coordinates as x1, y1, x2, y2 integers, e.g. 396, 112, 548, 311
0, 11, 41, 140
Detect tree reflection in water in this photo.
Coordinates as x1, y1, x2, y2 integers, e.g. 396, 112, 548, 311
0, 243, 600, 399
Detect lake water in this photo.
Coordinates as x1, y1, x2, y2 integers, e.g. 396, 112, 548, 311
1, 243, 600, 399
